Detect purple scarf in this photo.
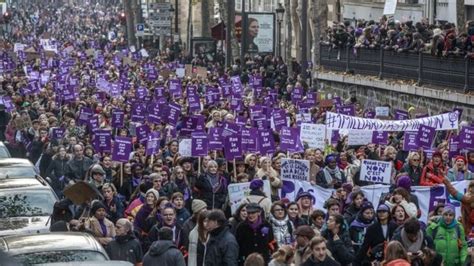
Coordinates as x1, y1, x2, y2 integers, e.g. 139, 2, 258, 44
98, 218, 107, 237
247, 216, 263, 232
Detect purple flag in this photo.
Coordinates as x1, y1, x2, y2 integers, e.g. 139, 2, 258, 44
258, 129, 275, 155
403, 131, 419, 151
416, 125, 436, 149
168, 102, 181, 126
459, 126, 474, 150
146, 131, 161, 156
136, 124, 150, 144
112, 137, 133, 162
208, 127, 223, 150
191, 133, 209, 157
224, 134, 242, 160
93, 130, 112, 153
372, 131, 389, 145
242, 128, 258, 152
112, 109, 125, 128
280, 127, 301, 152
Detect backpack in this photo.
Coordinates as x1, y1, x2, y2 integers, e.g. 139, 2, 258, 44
430, 223, 464, 250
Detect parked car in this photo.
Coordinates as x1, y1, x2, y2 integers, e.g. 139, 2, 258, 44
0, 142, 11, 158
0, 232, 110, 264
0, 158, 38, 179
0, 177, 58, 236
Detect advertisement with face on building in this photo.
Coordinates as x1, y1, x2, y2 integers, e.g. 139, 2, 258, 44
243, 12, 275, 55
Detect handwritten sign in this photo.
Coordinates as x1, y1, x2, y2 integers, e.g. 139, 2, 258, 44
360, 159, 392, 184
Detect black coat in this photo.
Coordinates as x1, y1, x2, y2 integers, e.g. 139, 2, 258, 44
235, 220, 276, 265
143, 240, 186, 266
204, 225, 239, 266
354, 220, 399, 265
321, 229, 355, 266
105, 233, 143, 264
194, 173, 227, 210
302, 255, 341, 266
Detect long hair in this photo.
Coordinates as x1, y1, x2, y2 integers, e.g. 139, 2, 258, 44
383, 240, 409, 264
197, 210, 208, 243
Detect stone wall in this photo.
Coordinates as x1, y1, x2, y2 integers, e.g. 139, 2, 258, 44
314, 71, 474, 123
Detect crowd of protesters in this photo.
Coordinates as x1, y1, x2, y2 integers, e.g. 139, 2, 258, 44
325, 16, 474, 57
1, 1, 474, 266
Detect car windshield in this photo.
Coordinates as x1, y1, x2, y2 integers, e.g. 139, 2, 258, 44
0, 147, 10, 158
0, 167, 36, 178
0, 191, 55, 218
13, 250, 107, 264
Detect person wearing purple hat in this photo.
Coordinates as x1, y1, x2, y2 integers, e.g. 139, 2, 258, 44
316, 154, 346, 189
349, 201, 375, 254
355, 203, 399, 264
426, 203, 468, 265
296, 191, 315, 225
243, 179, 272, 218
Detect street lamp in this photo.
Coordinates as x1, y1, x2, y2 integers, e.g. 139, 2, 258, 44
169, 5, 175, 44
275, 3, 285, 58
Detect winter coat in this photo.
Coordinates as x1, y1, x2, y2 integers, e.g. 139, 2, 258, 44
188, 225, 204, 266
143, 240, 186, 266
102, 196, 124, 224
320, 229, 355, 266
65, 156, 94, 182
301, 255, 341, 266
236, 219, 277, 265
349, 215, 374, 254
105, 233, 143, 264
293, 245, 313, 266
316, 167, 346, 189
148, 222, 187, 251
203, 225, 239, 266
426, 220, 467, 266
45, 156, 70, 195
447, 168, 474, 182
194, 173, 227, 210
176, 207, 191, 226
269, 215, 295, 246
444, 178, 474, 236
420, 162, 446, 186
355, 220, 398, 265
400, 163, 423, 186
343, 204, 360, 225
244, 192, 272, 218
84, 216, 116, 246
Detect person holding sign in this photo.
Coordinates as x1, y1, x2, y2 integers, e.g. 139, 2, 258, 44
420, 151, 446, 186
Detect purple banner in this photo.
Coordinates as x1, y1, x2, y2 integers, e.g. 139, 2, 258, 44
403, 131, 419, 151
112, 137, 133, 163
280, 127, 301, 152
208, 127, 223, 150
416, 125, 436, 149
258, 129, 275, 155
93, 130, 112, 153
242, 127, 258, 152
337, 105, 355, 116
459, 126, 474, 150
372, 131, 389, 145
112, 109, 125, 128
224, 134, 242, 160
191, 133, 209, 157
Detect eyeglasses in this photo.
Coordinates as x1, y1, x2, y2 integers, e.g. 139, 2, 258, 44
412, 158, 420, 162
176, 171, 184, 174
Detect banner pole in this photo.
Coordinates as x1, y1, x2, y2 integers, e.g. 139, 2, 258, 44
198, 157, 201, 176
120, 162, 123, 187
233, 159, 237, 182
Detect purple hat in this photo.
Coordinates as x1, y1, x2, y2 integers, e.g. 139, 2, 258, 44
296, 191, 315, 202
442, 204, 456, 215
249, 179, 264, 190
396, 175, 412, 191
377, 203, 390, 212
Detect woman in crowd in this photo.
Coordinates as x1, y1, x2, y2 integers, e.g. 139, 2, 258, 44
148, 204, 186, 251
349, 201, 375, 254
420, 151, 446, 186
45, 145, 70, 197
134, 189, 159, 235
101, 183, 124, 224
382, 241, 410, 266
188, 210, 208, 266
391, 204, 410, 226
256, 156, 282, 200
316, 154, 346, 189
343, 191, 365, 224
447, 155, 473, 181
194, 160, 228, 210
269, 201, 294, 246
85, 200, 116, 247
229, 203, 248, 234
321, 213, 355, 265
245, 153, 258, 180
399, 151, 423, 185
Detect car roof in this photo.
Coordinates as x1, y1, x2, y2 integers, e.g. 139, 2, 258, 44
0, 232, 104, 255
36, 262, 133, 266
0, 158, 34, 167
0, 177, 50, 190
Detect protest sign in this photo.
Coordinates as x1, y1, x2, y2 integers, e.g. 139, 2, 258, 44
224, 134, 242, 160
208, 127, 223, 150
93, 130, 112, 153
146, 131, 161, 156
300, 123, 325, 149
228, 180, 271, 213
459, 126, 474, 150
359, 159, 392, 184
112, 137, 132, 162
372, 131, 388, 145
326, 111, 458, 131
280, 159, 310, 182
191, 133, 209, 157
403, 131, 418, 151
241, 128, 258, 152
416, 125, 436, 149
179, 139, 192, 157
375, 106, 390, 117
51, 127, 65, 140
258, 129, 275, 155
348, 130, 373, 146
280, 127, 302, 152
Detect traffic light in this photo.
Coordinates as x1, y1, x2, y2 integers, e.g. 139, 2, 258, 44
119, 12, 126, 25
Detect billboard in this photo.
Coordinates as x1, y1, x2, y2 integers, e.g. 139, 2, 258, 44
243, 12, 275, 55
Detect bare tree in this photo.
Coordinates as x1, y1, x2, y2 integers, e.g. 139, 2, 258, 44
201, 0, 212, 37
285, 0, 292, 76
292, 1, 301, 60
309, 0, 327, 66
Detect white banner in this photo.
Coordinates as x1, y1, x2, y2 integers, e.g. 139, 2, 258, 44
281, 180, 467, 223
348, 130, 373, 146
178, 139, 192, 157
300, 123, 326, 149
325, 112, 459, 131
359, 159, 392, 184
228, 180, 271, 214
280, 159, 310, 182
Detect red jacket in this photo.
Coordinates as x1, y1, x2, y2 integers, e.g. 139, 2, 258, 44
420, 161, 446, 186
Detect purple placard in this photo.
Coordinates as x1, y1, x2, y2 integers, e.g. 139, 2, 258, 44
230, 76, 243, 96
188, 93, 201, 113
253, 115, 270, 130
131, 103, 146, 123
331, 130, 340, 145
272, 109, 287, 131
372, 131, 389, 145
242, 128, 258, 152
337, 105, 355, 116
136, 86, 148, 99
168, 102, 181, 126
136, 124, 150, 144
292, 87, 304, 104
403, 131, 419, 151
112, 137, 132, 162
147, 102, 162, 124
154, 86, 165, 98
363, 110, 375, 119
112, 109, 125, 128
224, 134, 242, 160
416, 125, 436, 149
78, 107, 93, 126
258, 129, 275, 155
208, 127, 223, 150
459, 126, 474, 150
191, 133, 209, 157
89, 116, 99, 132
146, 131, 161, 156
394, 109, 409, 120
93, 130, 112, 153
222, 122, 241, 137
333, 97, 342, 108
169, 79, 182, 98
280, 127, 302, 152
51, 127, 65, 140
449, 134, 460, 158
306, 92, 318, 105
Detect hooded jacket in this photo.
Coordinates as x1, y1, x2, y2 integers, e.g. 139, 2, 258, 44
426, 219, 467, 265
105, 233, 143, 264
203, 225, 239, 266
143, 240, 186, 266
